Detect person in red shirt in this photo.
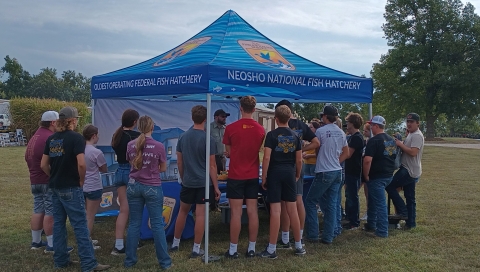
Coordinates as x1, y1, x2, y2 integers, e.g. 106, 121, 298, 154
25, 111, 58, 250
223, 96, 265, 258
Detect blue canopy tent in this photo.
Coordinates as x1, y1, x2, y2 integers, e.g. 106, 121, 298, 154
91, 10, 373, 262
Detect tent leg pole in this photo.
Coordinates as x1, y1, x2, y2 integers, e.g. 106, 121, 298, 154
204, 93, 212, 264
369, 103, 372, 120
91, 99, 95, 125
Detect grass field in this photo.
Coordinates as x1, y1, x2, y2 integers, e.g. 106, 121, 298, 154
1, 145, 479, 271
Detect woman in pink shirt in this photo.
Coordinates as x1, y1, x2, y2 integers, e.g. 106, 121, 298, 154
124, 116, 171, 270
82, 125, 107, 248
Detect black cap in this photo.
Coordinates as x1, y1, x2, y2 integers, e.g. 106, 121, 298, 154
275, 99, 293, 111
214, 109, 230, 117
321, 105, 338, 117
406, 113, 420, 122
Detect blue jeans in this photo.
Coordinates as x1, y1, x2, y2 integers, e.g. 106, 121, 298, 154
305, 170, 341, 243
304, 164, 316, 176
334, 176, 344, 236
345, 174, 361, 227
366, 177, 392, 237
386, 167, 419, 228
52, 187, 97, 272
124, 181, 171, 269
114, 163, 131, 187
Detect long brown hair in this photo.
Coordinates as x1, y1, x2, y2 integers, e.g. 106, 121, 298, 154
55, 118, 76, 132
132, 115, 154, 170
111, 109, 140, 147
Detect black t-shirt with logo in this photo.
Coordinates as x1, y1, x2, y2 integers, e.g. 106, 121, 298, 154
288, 119, 316, 142
113, 130, 141, 164
364, 133, 397, 180
264, 127, 301, 170
345, 132, 364, 176
43, 130, 86, 189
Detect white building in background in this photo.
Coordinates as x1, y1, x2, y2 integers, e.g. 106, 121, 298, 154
254, 105, 276, 134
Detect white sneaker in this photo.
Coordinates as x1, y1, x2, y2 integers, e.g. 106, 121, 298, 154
93, 245, 101, 250
91, 240, 99, 246
360, 213, 368, 221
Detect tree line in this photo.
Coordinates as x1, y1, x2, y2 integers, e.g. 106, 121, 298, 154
0, 56, 91, 104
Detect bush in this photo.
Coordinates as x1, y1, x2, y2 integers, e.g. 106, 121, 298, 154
9, 97, 91, 140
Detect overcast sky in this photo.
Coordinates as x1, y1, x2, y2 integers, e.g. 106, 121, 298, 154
1, 0, 480, 79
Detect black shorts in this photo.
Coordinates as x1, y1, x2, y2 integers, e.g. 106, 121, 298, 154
265, 169, 296, 203
226, 178, 259, 199
180, 186, 206, 205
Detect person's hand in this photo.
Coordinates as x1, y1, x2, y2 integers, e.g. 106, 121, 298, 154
302, 152, 308, 159
261, 179, 267, 190
224, 151, 230, 158
295, 176, 300, 182
394, 138, 402, 147
214, 188, 221, 200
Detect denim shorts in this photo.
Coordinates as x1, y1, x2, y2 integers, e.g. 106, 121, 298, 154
83, 189, 103, 201
114, 163, 131, 187
31, 184, 53, 215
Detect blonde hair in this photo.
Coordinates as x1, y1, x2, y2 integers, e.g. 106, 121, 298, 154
55, 118, 76, 132
275, 105, 291, 124
132, 115, 154, 170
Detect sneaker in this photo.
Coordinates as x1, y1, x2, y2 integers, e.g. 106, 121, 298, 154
343, 224, 359, 231
90, 263, 111, 271
91, 239, 99, 246
294, 247, 306, 255
111, 247, 125, 255
44, 246, 74, 254
360, 212, 368, 221
276, 240, 291, 249
190, 249, 205, 259
137, 240, 145, 250
259, 249, 277, 259
169, 245, 179, 252
320, 240, 332, 245
245, 250, 255, 258
390, 214, 408, 220
93, 245, 101, 250
289, 238, 306, 247
31, 240, 47, 250
224, 250, 239, 259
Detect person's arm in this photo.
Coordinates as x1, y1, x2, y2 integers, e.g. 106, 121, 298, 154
339, 145, 350, 163
77, 153, 86, 187
395, 138, 419, 157
261, 147, 271, 190
363, 156, 372, 182
159, 161, 167, 172
295, 150, 302, 181
209, 154, 221, 200
224, 145, 231, 158
40, 154, 50, 176
176, 152, 184, 180
99, 164, 108, 173
302, 137, 320, 151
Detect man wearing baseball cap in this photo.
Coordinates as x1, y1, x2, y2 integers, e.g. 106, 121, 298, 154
305, 105, 348, 244
210, 109, 230, 174
25, 111, 59, 251
386, 113, 424, 230
41, 106, 110, 271
362, 115, 397, 238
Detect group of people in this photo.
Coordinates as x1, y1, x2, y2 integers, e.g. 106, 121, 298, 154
24, 96, 424, 271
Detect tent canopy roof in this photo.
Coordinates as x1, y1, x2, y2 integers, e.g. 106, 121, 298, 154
91, 10, 372, 103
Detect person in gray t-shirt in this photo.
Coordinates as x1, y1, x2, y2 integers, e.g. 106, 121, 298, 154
171, 105, 220, 259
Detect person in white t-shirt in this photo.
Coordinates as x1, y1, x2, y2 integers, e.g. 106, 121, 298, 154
304, 105, 349, 244
386, 113, 424, 229
82, 125, 107, 247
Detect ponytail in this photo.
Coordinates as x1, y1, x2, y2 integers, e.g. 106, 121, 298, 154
132, 133, 146, 170
111, 126, 123, 147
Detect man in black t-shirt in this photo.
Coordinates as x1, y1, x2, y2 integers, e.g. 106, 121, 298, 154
41, 107, 110, 272
362, 115, 397, 238
274, 100, 319, 248
343, 113, 365, 229
259, 105, 305, 259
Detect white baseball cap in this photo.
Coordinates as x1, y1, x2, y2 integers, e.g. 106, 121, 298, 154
367, 115, 386, 126
41, 111, 59, 121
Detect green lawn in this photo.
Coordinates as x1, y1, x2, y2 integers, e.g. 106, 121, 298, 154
1, 146, 479, 271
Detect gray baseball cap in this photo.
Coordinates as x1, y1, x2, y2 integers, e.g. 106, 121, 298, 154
59, 106, 81, 119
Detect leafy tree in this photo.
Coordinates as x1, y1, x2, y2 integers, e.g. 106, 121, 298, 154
371, 0, 480, 139
0, 55, 32, 98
